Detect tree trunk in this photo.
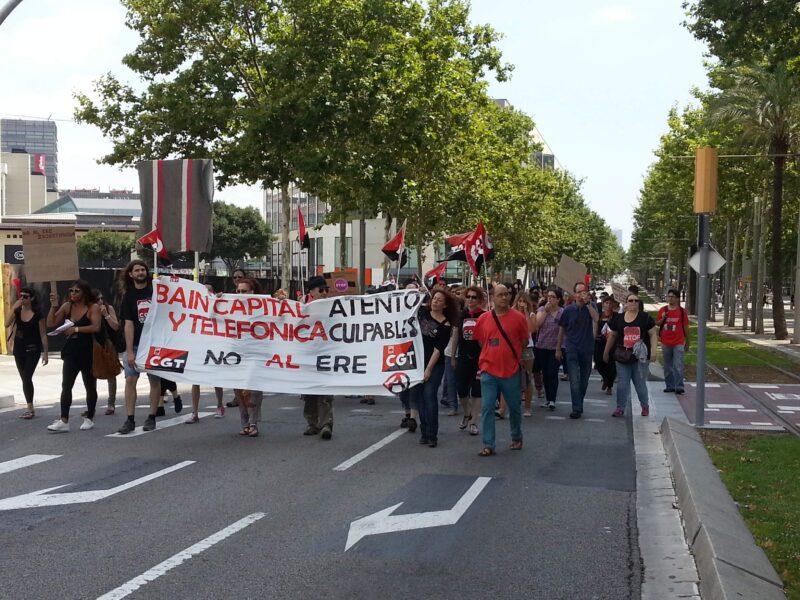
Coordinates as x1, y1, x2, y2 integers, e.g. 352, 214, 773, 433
416, 242, 423, 280
280, 181, 291, 290
750, 199, 761, 332
756, 208, 768, 334
723, 221, 732, 324
726, 221, 739, 327
339, 209, 347, 269
771, 154, 788, 339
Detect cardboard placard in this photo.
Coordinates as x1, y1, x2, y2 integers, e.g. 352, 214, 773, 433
611, 282, 629, 303
323, 270, 360, 296
554, 254, 586, 293
21, 226, 79, 283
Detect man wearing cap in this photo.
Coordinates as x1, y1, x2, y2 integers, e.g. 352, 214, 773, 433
301, 276, 334, 439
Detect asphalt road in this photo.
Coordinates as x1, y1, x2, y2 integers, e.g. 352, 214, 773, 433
0, 377, 641, 600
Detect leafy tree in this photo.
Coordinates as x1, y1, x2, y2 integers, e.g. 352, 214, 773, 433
207, 201, 272, 274
708, 62, 800, 339
77, 230, 134, 263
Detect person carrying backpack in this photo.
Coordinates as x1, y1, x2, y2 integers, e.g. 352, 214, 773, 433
657, 288, 689, 395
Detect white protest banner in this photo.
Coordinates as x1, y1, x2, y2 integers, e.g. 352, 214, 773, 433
554, 254, 586, 293
136, 277, 424, 396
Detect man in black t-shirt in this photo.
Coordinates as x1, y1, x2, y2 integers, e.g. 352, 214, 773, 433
117, 260, 162, 434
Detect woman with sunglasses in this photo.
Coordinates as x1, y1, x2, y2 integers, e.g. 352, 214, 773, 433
513, 292, 537, 417
46, 280, 102, 432
234, 278, 264, 437
455, 286, 486, 436
5, 287, 48, 419
531, 288, 563, 411
603, 293, 657, 417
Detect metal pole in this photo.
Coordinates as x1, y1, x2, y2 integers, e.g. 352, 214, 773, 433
750, 198, 761, 332
0, 0, 24, 27
695, 214, 711, 427
793, 208, 800, 344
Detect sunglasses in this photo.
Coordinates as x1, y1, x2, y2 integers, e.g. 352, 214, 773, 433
627, 298, 639, 302
465, 295, 479, 300
20, 293, 31, 299
68, 288, 81, 294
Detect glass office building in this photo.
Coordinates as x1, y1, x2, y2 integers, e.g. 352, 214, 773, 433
1, 119, 58, 191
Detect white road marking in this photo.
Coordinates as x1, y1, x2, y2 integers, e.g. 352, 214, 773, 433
709, 420, 732, 425
689, 383, 720, 388
0, 461, 194, 511
747, 384, 779, 389
585, 418, 606, 422
351, 409, 374, 413
750, 422, 776, 426
778, 410, 794, 414
737, 409, 758, 413
333, 429, 407, 472
0, 454, 61, 475
345, 477, 491, 551
767, 393, 800, 401
708, 404, 744, 409
545, 416, 566, 420
777, 406, 800, 412
105, 412, 213, 437
279, 407, 300, 410
97, 512, 266, 599
705, 408, 720, 412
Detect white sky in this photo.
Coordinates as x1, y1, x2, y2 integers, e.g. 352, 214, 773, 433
0, 1, 709, 248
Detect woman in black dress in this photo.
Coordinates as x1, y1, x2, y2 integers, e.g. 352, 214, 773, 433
5, 287, 48, 419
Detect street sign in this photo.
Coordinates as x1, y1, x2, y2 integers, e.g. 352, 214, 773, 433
0, 461, 194, 510
689, 247, 726, 275
345, 476, 491, 551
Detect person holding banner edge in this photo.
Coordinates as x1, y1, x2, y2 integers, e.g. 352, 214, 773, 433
116, 260, 162, 434
301, 276, 334, 440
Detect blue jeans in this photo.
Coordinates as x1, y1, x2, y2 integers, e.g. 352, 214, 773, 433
616, 361, 650, 411
662, 344, 685, 392
440, 358, 458, 409
566, 348, 593, 413
480, 371, 522, 450
415, 362, 445, 442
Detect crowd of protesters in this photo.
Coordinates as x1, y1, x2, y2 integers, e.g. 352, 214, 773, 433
6, 263, 687, 456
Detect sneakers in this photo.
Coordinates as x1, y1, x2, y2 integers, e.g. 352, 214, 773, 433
540, 401, 549, 408
663, 388, 675, 393
47, 419, 70, 433
569, 411, 582, 419
612, 408, 624, 417
214, 406, 225, 418
547, 401, 556, 411
174, 396, 183, 413
155, 406, 166, 417
303, 425, 320, 436
80, 418, 94, 431
226, 399, 239, 407
675, 389, 685, 395
523, 410, 532, 417
400, 416, 410, 429
641, 406, 650, 417
605, 387, 613, 396
320, 425, 332, 440
105, 406, 115, 415
117, 419, 136, 435
447, 409, 458, 416
458, 415, 469, 430
143, 416, 156, 431
468, 424, 478, 436
406, 417, 417, 433
185, 414, 199, 424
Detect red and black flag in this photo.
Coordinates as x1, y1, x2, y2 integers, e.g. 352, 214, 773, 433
382, 220, 407, 267
136, 228, 171, 262
298, 205, 310, 250
425, 261, 448, 287
136, 159, 214, 254
464, 221, 494, 276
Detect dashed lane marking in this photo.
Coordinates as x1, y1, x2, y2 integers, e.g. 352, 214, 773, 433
545, 416, 566, 420
0, 454, 61, 475
708, 404, 744, 409
737, 409, 758, 413
97, 512, 266, 600
746, 384, 779, 389
709, 420, 732, 425
333, 429, 406, 472
105, 412, 213, 438
751, 422, 777, 426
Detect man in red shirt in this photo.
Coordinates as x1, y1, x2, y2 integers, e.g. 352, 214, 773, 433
657, 288, 690, 394
474, 284, 530, 456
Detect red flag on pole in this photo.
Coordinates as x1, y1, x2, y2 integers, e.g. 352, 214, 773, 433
136, 228, 170, 261
298, 205, 310, 249
382, 220, 407, 267
425, 261, 448, 286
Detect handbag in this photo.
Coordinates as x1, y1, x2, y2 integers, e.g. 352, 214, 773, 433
92, 338, 122, 379
613, 345, 636, 364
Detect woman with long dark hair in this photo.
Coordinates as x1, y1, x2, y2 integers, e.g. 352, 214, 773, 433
531, 288, 563, 411
412, 289, 460, 448
46, 280, 102, 432
5, 287, 48, 419
455, 286, 486, 436
594, 297, 617, 396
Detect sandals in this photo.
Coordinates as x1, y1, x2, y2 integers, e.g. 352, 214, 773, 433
247, 424, 259, 437
105, 407, 115, 415
478, 447, 496, 457
458, 415, 470, 430
239, 425, 252, 436
510, 440, 523, 450
19, 410, 34, 420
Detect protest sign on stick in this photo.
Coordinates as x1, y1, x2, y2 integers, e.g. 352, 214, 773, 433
554, 254, 586, 293
21, 226, 80, 295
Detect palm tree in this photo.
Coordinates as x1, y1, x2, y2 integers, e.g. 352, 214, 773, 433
710, 63, 800, 340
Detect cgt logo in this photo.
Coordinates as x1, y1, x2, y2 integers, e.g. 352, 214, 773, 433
383, 372, 410, 395
382, 341, 417, 372
145, 347, 189, 373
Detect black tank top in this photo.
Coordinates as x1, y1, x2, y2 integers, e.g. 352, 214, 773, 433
62, 308, 93, 358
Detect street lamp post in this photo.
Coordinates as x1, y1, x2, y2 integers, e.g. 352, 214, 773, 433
0, 0, 24, 27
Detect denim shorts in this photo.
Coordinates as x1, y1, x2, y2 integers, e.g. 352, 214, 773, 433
121, 347, 159, 381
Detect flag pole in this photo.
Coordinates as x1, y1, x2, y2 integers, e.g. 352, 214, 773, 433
153, 248, 158, 279
194, 251, 200, 282
300, 240, 305, 298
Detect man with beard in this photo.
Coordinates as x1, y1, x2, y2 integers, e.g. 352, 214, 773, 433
117, 260, 162, 434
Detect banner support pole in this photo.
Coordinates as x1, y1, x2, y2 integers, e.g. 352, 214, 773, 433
194, 251, 200, 282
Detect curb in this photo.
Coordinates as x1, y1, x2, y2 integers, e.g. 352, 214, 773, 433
0, 395, 14, 408
660, 417, 786, 600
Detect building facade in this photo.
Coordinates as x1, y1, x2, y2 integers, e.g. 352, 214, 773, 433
1, 119, 58, 191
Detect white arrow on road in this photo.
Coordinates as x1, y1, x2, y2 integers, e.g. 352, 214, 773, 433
0, 460, 195, 511
345, 476, 491, 551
